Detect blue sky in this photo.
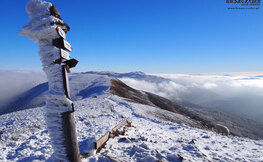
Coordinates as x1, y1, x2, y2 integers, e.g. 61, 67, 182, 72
0, 0, 262, 73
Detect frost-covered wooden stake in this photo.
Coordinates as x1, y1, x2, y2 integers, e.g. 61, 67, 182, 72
19, 0, 81, 161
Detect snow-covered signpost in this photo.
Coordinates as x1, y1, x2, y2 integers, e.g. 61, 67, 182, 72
19, 0, 81, 161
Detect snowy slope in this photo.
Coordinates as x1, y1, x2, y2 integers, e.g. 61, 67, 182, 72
0, 70, 46, 115
0, 73, 111, 115
0, 74, 263, 161
3, 71, 263, 140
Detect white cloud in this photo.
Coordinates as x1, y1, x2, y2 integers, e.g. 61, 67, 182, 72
120, 72, 263, 104
119, 78, 187, 100
0, 70, 47, 109
229, 79, 263, 88
152, 73, 263, 90
121, 73, 263, 121
203, 82, 217, 89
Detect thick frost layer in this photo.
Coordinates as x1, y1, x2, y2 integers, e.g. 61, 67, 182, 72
19, 0, 62, 43
25, 0, 52, 19
19, 0, 72, 161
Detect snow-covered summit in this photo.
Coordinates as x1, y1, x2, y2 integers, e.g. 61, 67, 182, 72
2, 71, 263, 140
0, 72, 263, 161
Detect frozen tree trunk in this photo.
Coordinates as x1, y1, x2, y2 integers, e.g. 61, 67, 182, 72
19, 0, 80, 161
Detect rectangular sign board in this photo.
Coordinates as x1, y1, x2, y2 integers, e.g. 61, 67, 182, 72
60, 49, 70, 60
63, 39, 72, 52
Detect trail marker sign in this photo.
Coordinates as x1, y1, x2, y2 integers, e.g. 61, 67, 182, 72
60, 49, 71, 60
56, 26, 66, 39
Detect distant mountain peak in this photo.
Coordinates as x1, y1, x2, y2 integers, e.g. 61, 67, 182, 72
127, 71, 145, 75
81, 71, 146, 76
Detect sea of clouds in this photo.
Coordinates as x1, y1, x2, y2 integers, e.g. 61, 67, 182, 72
120, 72, 263, 121
0, 70, 47, 112
1, 70, 262, 121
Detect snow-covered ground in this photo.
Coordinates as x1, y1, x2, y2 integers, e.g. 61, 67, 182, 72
0, 74, 263, 161
100, 95, 263, 161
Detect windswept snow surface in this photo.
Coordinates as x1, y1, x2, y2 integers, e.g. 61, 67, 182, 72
0, 74, 263, 161
98, 96, 263, 162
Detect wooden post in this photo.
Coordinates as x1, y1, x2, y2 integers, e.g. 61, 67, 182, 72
94, 120, 131, 153
62, 111, 81, 162
61, 63, 80, 161
112, 120, 128, 132
61, 63, 81, 161
95, 132, 110, 151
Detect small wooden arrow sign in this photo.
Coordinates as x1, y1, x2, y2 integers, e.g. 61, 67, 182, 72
64, 58, 78, 68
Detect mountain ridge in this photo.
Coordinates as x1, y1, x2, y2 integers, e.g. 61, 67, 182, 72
0, 73, 263, 161
1, 71, 263, 140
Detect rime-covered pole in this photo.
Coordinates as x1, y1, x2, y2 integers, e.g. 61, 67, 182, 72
19, 0, 80, 161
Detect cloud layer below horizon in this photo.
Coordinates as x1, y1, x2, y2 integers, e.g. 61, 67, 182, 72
0, 70, 262, 121
0, 70, 47, 110
120, 73, 263, 121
